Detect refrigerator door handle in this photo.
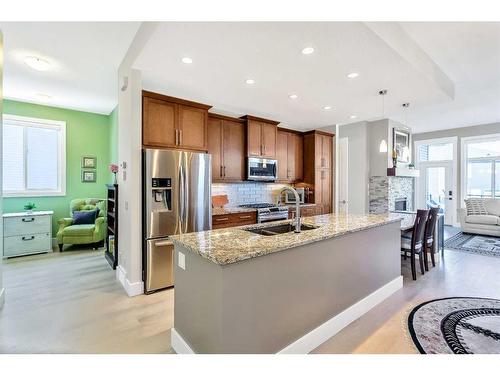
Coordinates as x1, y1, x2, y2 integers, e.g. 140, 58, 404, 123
155, 240, 173, 247
183, 160, 189, 231
178, 163, 185, 233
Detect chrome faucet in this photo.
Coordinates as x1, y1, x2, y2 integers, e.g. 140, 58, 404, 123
279, 186, 301, 233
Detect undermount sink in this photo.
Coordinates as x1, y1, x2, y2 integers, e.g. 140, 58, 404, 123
244, 223, 319, 236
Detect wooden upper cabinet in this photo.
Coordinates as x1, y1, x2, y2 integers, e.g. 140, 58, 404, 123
207, 114, 245, 182
241, 115, 279, 158
142, 91, 211, 151
247, 121, 262, 157
142, 97, 177, 148
277, 130, 288, 181
261, 123, 277, 158
178, 105, 208, 151
222, 119, 245, 181
207, 117, 223, 181
290, 132, 303, 181
277, 130, 304, 183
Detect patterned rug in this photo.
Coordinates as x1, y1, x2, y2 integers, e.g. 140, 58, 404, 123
408, 297, 500, 354
445, 232, 500, 258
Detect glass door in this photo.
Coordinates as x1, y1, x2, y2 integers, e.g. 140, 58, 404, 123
420, 163, 454, 225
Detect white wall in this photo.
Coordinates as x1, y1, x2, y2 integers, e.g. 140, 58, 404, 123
0, 31, 4, 308
115, 23, 158, 297
337, 122, 370, 214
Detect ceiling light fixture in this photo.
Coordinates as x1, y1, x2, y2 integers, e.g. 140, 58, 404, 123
350, 115, 357, 119
181, 57, 193, 64
35, 93, 52, 103
301, 47, 315, 55
289, 94, 298, 100
24, 56, 51, 71
323, 106, 333, 111
245, 79, 255, 85
347, 72, 359, 79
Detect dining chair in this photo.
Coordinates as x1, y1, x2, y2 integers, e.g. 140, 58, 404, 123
423, 207, 440, 271
401, 209, 429, 280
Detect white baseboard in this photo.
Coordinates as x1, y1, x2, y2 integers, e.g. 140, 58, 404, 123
116, 265, 144, 297
278, 276, 403, 354
171, 276, 403, 354
171, 328, 195, 354
0, 287, 5, 309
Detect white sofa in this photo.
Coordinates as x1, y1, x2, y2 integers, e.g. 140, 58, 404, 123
458, 198, 500, 237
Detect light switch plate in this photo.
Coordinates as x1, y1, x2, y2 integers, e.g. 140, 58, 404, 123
178, 251, 186, 270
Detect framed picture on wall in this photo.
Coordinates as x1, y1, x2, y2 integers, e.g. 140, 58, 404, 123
82, 170, 96, 183
81, 156, 97, 169
392, 128, 411, 164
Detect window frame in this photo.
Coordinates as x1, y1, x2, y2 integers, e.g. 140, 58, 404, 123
2, 114, 66, 197
461, 133, 500, 204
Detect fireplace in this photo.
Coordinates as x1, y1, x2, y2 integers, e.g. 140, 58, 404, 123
394, 197, 408, 212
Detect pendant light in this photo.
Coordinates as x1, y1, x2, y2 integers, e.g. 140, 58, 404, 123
378, 89, 388, 153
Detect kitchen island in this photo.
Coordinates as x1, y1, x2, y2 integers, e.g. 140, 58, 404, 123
170, 213, 403, 354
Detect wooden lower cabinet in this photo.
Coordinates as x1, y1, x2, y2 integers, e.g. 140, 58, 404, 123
212, 212, 257, 230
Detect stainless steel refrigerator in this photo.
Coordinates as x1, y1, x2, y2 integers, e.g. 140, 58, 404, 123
143, 149, 211, 293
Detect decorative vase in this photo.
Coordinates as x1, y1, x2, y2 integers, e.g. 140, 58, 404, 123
113, 172, 117, 184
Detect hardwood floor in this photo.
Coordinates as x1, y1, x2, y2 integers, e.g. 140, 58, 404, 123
1, 232, 499, 354
0, 248, 173, 354
312, 246, 500, 353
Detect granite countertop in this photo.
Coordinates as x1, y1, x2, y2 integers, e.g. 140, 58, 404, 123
212, 207, 257, 216
170, 213, 402, 266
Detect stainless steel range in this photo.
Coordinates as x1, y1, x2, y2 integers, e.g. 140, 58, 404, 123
239, 203, 289, 223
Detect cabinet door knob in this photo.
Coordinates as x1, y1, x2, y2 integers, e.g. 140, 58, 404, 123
22, 217, 35, 222
22, 236, 35, 241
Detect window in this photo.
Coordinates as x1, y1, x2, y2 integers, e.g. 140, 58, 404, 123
463, 135, 500, 199
2, 115, 66, 197
418, 142, 453, 162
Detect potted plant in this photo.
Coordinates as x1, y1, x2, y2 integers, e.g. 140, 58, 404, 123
109, 164, 119, 184
24, 202, 36, 214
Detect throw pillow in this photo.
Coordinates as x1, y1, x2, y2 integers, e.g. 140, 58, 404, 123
465, 198, 488, 216
73, 209, 98, 225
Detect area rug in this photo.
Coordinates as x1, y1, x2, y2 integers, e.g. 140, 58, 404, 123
444, 232, 500, 258
408, 297, 500, 354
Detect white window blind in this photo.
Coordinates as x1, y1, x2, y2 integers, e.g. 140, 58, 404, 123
2, 115, 66, 197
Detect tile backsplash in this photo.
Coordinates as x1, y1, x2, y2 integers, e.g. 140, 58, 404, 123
212, 182, 290, 206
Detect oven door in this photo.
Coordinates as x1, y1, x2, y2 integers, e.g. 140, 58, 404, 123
247, 157, 277, 181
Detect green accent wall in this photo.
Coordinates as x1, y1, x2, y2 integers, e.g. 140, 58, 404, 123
2, 99, 115, 234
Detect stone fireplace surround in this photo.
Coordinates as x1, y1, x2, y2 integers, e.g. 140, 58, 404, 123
369, 176, 414, 214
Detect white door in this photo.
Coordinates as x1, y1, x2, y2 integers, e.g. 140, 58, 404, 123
338, 137, 348, 214
419, 162, 455, 225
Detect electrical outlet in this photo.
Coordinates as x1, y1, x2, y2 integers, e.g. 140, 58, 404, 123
178, 251, 186, 270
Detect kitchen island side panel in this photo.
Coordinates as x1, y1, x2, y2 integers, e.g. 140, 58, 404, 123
174, 220, 401, 353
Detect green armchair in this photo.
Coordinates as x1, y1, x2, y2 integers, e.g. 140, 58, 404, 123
57, 198, 107, 252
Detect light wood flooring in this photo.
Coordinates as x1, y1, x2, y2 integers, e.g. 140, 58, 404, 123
1, 229, 499, 354
0, 247, 173, 353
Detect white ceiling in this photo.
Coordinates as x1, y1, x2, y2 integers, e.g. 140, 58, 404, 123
396, 22, 500, 133
0, 22, 140, 114
2, 22, 499, 133
135, 22, 500, 133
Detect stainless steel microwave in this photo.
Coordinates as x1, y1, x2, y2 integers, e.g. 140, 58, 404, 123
285, 188, 305, 204
247, 157, 277, 181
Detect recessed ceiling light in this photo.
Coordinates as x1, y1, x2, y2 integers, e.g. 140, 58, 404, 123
245, 79, 255, 85
350, 115, 357, 119
289, 94, 298, 100
323, 106, 333, 111
24, 56, 51, 71
301, 47, 315, 55
35, 93, 52, 103
181, 57, 193, 64
347, 72, 359, 79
